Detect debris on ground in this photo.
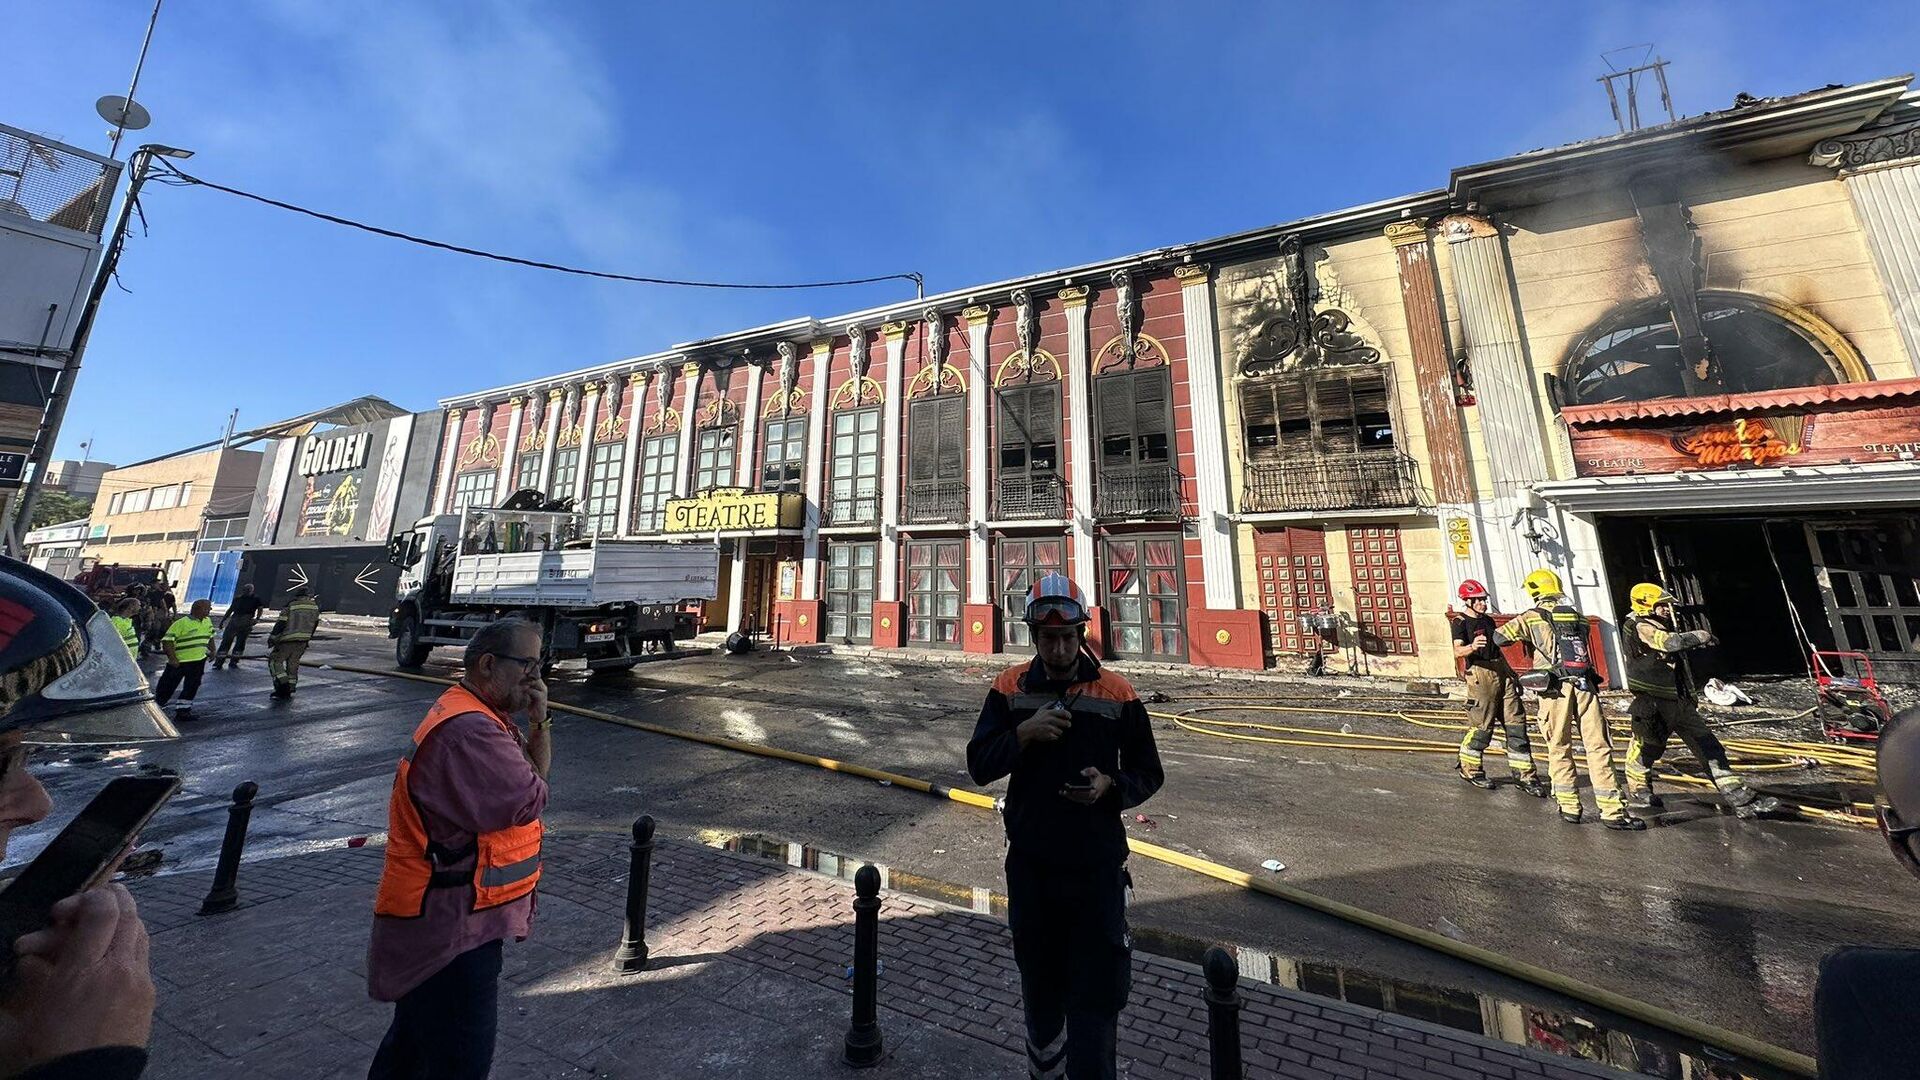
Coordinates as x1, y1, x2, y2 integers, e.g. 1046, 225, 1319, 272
1260, 859, 1286, 873
346, 836, 369, 848
932, 848, 945, 854
1435, 916, 1467, 941
1142, 690, 1172, 703
1133, 814, 1157, 830
117, 848, 164, 876
1704, 678, 1754, 707
877, 779, 891, 786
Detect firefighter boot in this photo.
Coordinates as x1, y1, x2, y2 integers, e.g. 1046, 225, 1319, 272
271, 679, 292, 699
1457, 732, 1494, 789
1515, 774, 1549, 798
1623, 734, 1664, 811
1502, 722, 1548, 797
1709, 764, 1781, 819
1595, 783, 1647, 831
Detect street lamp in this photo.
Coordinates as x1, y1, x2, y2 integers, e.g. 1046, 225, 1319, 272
8, 142, 196, 548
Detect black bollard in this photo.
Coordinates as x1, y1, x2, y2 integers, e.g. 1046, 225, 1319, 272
196, 781, 260, 916
611, 815, 656, 973
1203, 946, 1243, 1080
842, 863, 884, 1067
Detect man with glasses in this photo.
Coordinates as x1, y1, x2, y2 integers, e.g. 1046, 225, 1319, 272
367, 617, 552, 1080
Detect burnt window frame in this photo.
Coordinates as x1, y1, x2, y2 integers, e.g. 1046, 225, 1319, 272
1239, 366, 1398, 461
996, 382, 1060, 480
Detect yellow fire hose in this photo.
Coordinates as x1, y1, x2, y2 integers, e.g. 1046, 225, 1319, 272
312, 659, 1817, 1076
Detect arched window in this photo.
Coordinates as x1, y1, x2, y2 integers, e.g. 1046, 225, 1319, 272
1562, 291, 1865, 406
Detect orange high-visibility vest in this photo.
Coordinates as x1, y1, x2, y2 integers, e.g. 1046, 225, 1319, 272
374, 685, 543, 917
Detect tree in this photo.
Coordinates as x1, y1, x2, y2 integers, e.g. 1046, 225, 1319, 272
30, 493, 93, 530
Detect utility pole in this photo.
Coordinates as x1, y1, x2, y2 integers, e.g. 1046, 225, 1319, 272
9, 143, 194, 551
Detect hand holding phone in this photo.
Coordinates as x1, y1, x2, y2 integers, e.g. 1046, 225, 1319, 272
0, 884, 155, 1073
1060, 767, 1111, 805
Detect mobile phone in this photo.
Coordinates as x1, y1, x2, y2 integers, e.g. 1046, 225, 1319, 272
0, 775, 180, 984
1062, 780, 1096, 794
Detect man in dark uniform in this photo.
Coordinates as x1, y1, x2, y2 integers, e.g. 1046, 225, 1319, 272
967, 573, 1163, 1080
1451, 579, 1547, 797
212, 584, 264, 670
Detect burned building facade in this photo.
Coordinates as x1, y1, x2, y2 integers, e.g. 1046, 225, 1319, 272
428, 75, 1920, 681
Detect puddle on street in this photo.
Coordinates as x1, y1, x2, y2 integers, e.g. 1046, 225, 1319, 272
708, 831, 1773, 1079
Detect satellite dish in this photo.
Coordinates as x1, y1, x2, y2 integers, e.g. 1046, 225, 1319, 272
96, 95, 151, 131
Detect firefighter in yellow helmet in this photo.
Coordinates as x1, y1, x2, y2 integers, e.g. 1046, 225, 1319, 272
1496, 568, 1643, 830
1620, 583, 1781, 818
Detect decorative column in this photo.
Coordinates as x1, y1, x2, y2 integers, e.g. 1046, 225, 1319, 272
1060, 285, 1098, 622
873, 320, 910, 647
674, 361, 700, 496
1441, 213, 1552, 607
497, 396, 524, 498
1175, 264, 1259, 670
961, 303, 997, 654
727, 543, 749, 634
801, 337, 834, 601
615, 371, 649, 536
537, 388, 563, 493
1812, 122, 1920, 369
573, 380, 602, 508
1386, 219, 1487, 599
738, 354, 765, 489
433, 407, 464, 513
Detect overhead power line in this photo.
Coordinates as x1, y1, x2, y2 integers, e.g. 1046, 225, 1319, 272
148, 160, 925, 295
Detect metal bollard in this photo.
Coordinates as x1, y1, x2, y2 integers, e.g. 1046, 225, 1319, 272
1203, 946, 1244, 1080
842, 863, 884, 1067
612, 815, 656, 973
196, 781, 260, 916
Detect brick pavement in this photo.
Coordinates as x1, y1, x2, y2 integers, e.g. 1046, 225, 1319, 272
125, 833, 1628, 1079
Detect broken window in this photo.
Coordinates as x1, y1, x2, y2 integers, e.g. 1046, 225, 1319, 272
1567, 293, 1845, 405
1240, 368, 1396, 458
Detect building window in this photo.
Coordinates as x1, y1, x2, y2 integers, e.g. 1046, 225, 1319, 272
121, 488, 150, 514
998, 537, 1064, 648
693, 427, 736, 492
905, 539, 963, 646
583, 442, 624, 535
450, 470, 497, 513
149, 484, 179, 511
825, 541, 877, 644
1103, 535, 1185, 662
995, 384, 1062, 519
516, 450, 543, 493
1094, 368, 1177, 518
829, 407, 880, 524
1239, 368, 1413, 512
549, 447, 581, 501
761, 417, 806, 493
631, 435, 678, 533
107, 491, 124, 515
178, 481, 193, 505
1566, 292, 1849, 406
195, 515, 249, 553
905, 397, 965, 523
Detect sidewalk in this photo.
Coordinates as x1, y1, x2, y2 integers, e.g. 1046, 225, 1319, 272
127, 833, 1623, 1079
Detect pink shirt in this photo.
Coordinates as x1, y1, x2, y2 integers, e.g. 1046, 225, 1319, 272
366, 711, 549, 1001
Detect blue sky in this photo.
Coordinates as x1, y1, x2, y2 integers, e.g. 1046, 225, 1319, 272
13, 1, 1920, 465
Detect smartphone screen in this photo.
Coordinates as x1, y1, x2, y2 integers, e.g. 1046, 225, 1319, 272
0, 775, 180, 981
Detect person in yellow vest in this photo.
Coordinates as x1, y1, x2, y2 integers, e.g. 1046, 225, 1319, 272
110, 597, 143, 657
367, 617, 550, 1080
1496, 569, 1643, 831
154, 599, 216, 720
266, 587, 323, 699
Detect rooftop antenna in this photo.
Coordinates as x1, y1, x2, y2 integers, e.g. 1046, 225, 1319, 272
1598, 45, 1675, 133
100, 0, 165, 160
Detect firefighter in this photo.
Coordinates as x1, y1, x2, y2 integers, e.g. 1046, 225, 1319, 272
1453, 580, 1547, 797
267, 587, 322, 699
110, 597, 142, 656
1497, 569, 1643, 831
1620, 583, 1781, 818
967, 573, 1164, 1080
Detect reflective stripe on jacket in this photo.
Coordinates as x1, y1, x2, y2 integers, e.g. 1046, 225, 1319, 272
275, 598, 321, 643
373, 685, 543, 918
163, 617, 216, 662
1623, 614, 1682, 699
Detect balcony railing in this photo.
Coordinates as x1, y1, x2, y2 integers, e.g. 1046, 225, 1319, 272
1095, 462, 1181, 519
823, 488, 880, 526
905, 480, 968, 524
1241, 451, 1422, 513
995, 473, 1066, 520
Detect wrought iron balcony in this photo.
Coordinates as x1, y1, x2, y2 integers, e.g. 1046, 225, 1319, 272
823, 488, 879, 526
1240, 451, 1422, 513
1095, 463, 1181, 519
905, 480, 969, 524
994, 473, 1066, 520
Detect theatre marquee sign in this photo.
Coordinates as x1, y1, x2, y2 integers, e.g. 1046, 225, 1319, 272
664, 488, 803, 533
1561, 380, 1920, 478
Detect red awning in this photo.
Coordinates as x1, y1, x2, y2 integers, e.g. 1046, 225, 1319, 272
1562, 377, 1920, 425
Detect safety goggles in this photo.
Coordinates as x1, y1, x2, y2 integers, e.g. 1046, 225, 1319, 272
1025, 599, 1088, 626
1879, 803, 1920, 879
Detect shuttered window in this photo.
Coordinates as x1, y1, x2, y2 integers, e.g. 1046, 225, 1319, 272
908, 397, 965, 484
1241, 368, 1395, 459
997, 384, 1058, 476
1096, 368, 1172, 467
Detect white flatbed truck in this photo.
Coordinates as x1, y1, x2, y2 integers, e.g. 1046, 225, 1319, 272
385, 506, 719, 673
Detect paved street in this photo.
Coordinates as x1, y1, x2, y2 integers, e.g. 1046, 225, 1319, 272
16, 622, 1920, 1073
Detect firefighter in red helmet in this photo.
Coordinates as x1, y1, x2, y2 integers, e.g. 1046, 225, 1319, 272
1452, 580, 1547, 797
967, 573, 1163, 1080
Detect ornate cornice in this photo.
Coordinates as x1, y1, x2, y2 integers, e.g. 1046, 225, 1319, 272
583, 380, 602, 398
1173, 263, 1211, 285
628, 370, 646, 385
1058, 285, 1090, 308
1810, 119, 1920, 169
881, 320, 911, 340
962, 303, 991, 325
546, 388, 564, 402
681, 361, 701, 381
447, 406, 464, 420
1438, 214, 1499, 244
1383, 219, 1429, 247
507, 394, 525, 407
1236, 234, 1383, 379
810, 339, 833, 357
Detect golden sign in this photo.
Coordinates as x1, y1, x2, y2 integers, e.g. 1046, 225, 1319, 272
1673, 417, 1803, 468
664, 488, 803, 533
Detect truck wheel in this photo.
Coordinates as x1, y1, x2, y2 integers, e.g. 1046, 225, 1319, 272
396, 615, 431, 668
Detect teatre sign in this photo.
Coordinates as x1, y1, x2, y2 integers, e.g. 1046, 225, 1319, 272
664, 488, 803, 533
297, 431, 372, 477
